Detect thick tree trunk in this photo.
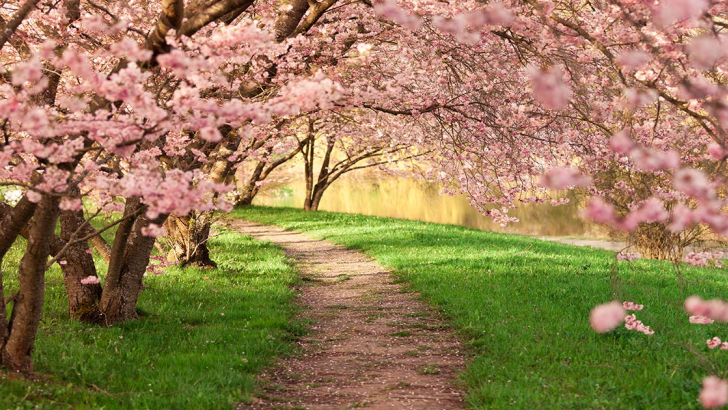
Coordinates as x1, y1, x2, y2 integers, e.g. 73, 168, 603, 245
1, 194, 60, 373
100, 208, 168, 325
164, 212, 217, 268
0, 197, 38, 350
57, 207, 103, 323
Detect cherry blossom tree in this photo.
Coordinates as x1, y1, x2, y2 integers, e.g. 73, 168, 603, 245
0, 0, 348, 371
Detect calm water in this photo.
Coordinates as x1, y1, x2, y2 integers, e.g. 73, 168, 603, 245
252, 175, 607, 238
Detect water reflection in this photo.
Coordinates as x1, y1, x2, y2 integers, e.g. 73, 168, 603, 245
252, 176, 607, 238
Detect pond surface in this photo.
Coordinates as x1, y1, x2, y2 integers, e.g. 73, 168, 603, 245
252, 175, 608, 238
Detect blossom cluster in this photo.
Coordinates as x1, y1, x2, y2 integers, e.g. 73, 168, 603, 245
589, 300, 653, 335
685, 296, 728, 323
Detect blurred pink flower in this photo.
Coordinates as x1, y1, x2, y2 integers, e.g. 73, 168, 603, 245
700, 376, 728, 409
590, 301, 626, 333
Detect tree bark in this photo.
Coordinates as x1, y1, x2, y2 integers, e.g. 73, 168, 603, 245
180, 0, 254, 37
0, 0, 40, 52
274, 0, 309, 42
165, 212, 217, 268
57, 207, 103, 323
0, 197, 38, 348
100, 209, 168, 325
1, 194, 60, 373
0, 197, 38, 263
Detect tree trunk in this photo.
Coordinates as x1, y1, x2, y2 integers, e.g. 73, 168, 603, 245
164, 211, 217, 268
57, 207, 103, 323
1, 194, 60, 373
0, 197, 38, 262
100, 210, 168, 325
235, 160, 266, 206
310, 188, 325, 211
0, 198, 38, 348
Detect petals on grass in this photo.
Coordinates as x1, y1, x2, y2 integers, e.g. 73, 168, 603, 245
623, 301, 644, 311
708, 337, 722, 349
691, 315, 716, 325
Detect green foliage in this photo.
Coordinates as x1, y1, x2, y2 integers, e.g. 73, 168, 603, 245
234, 205, 728, 408
0, 231, 300, 408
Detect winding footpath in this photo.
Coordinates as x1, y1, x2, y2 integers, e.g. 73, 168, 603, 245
230, 220, 466, 409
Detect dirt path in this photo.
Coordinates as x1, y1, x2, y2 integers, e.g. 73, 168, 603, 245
230, 220, 466, 409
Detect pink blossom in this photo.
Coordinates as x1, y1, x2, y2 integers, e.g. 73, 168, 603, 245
80, 276, 100, 285
590, 301, 626, 333
26, 190, 42, 203
708, 143, 728, 161
623, 301, 644, 311
629, 197, 669, 225
373, 0, 423, 30
690, 315, 716, 325
109, 37, 152, 62
700, 376, 728, 409
59, 198, 83, 211
624, 314, 654, 335
668, 203, 695, 232
683, 252, 725, 268
708, 337, 722, 349
540, 167, 591, 190
630, 148, 680, 172
688, 36, 725, 69
656, 0, 709, 25
685, 296, 728, 322
616, 50, 651, 68
609, 132, 636, 155
12, 59, 43, 86
583, 197, 616, 225
674, 169, 712, 200
549, 198, 569, 206
141, 224, 166, 237
199, 127, 223, 143
624, 88, 658, 108
528, 65, 572, 110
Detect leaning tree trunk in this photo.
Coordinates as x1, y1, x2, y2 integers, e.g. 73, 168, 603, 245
0, 197, 38, 351
56, 207, 103, 323
99, 202, 168, 325
164, 211, 217, 268
1, 194, 60, 373
309, 188, 325, 211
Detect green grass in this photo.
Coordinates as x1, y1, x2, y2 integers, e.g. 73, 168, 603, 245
233, 205, 728, 408
0, 229, 301, 408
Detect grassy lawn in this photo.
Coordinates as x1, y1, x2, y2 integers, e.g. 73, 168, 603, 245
233, 205, 728, 409
0, 229, 301, 409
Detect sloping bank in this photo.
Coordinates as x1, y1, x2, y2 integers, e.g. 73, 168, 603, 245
233, 205, 728, 408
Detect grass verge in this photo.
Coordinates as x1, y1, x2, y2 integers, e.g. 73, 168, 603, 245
1, 229, 301, 409
233, 205, 728, 409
